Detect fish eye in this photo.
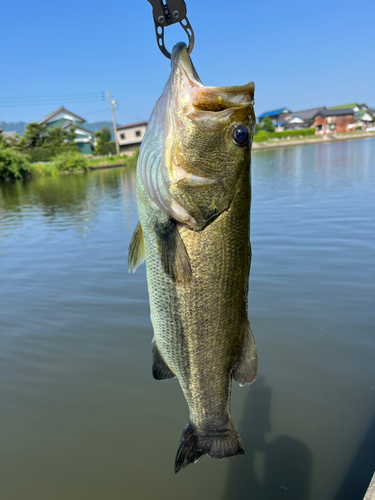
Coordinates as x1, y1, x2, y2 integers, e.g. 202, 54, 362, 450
232, 125, 250, 146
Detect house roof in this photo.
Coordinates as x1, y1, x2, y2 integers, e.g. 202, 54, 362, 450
258, 108, 291, 119
355, 110, 374, 120
291, 107, 327, 121
317, 108, 354, 117
61, 121, 94, 136
39, 106, 86, 125
328, 103, 357, 110
357, 103, 371, 110
258, 108, 290, 119
274, 108, 326, 126
117, 122, 148, 131
2, 131, 17, 139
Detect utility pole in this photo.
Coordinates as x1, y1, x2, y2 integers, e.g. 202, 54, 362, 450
108, 90, 120, 156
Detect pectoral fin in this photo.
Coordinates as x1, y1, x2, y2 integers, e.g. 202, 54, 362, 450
155, 219, 192, 283
152, 342, 176, 380
128, 222, 145, 273
233, 322, 258, 386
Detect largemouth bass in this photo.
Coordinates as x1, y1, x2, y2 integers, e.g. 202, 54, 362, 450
128, 42, 257, 473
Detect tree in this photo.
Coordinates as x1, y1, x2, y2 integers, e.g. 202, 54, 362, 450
95, 126, 112, 155
4, 134, 23, 150
262, 116, 275, 133
66, 125, 77, 144
22, 122, 47, 148
44, 125, 77, 148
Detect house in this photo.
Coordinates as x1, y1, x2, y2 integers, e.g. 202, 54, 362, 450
314, 109, 354, 134
39, 106, 95, 154
353, 109, 374, 129
258, 108, 291, 125
329, 103, 371, 113
0, 129, 17, 140
115, 122, 148, 152
274, 107, 327, 131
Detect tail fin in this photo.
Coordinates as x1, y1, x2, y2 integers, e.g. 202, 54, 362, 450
174, 421, 244, 473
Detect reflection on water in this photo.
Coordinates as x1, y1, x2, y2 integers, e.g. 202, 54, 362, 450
1, 139, 375, 500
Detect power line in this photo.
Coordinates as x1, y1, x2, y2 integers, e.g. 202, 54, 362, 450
0, 92, 105, 109
0, 92, 104, 103
0, 99, 103, 109
82, 108, 111, 116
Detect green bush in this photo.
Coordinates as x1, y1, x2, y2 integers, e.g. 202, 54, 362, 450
26, 145, 79, 163
53, 151, 89, 172
94, 127, 114, 155
95, 142, 117, 155
253, 131, 269, 142
0, 146, 31, 180
253, 127, 315, 142
261, 116, 275, 133
28, 163, 59, 178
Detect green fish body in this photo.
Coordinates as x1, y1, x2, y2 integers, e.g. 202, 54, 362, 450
129, 43, 257, 473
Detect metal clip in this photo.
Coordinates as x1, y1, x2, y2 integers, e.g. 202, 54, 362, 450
147, 0, 195, 59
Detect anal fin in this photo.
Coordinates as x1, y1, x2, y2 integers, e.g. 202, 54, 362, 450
152, 342, 175, 381
128, 222, 145, 273
155, 219, 192, 283
233, 322, 258, 386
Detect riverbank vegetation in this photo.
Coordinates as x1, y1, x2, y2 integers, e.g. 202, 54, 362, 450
253, 115, 316, 142
0, 146, 139, 181
0, 147, 32, 180
0, 122, 138, 181
94, 126, 117, 155
253, 127, 316, 142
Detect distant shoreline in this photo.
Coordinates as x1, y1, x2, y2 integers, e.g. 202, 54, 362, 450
252, 132, 375, 152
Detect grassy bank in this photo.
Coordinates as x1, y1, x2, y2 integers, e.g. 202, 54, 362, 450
253, 128, 316, 142
86, 154, 138, 169
252, 129, 375, 152
0, 148, 138, 181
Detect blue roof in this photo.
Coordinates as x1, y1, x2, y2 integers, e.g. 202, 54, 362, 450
258, 108, 289, 119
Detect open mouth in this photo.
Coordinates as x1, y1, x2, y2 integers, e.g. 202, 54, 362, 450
171, 43, 255, 113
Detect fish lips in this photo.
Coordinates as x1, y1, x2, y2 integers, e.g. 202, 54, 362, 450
170, 43, 255, 114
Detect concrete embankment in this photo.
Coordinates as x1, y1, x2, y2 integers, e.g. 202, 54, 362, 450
89, 163, 125, 170
252, 132, 375, 152
364, 472, 375, 500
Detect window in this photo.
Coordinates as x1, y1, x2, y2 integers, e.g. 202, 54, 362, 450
135, 130, 141, 137
120, 133, 125, 140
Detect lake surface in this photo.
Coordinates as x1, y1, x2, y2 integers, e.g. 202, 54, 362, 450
1, 138, 374, 500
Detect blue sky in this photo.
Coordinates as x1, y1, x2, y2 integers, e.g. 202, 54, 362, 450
1, 0, 374, 125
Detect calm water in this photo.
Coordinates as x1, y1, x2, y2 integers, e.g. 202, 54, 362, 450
1, 139, 374, 500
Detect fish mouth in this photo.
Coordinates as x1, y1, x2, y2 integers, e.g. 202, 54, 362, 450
171, 42, 202, 87
170, 43, 255, 112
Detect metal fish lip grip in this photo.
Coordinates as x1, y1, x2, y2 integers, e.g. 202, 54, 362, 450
147, 0, 195, 59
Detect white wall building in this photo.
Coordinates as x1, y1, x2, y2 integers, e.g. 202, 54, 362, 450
116, 122, 148, 152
